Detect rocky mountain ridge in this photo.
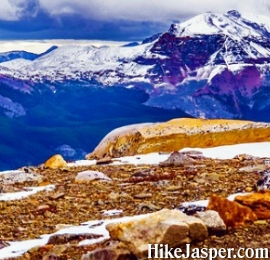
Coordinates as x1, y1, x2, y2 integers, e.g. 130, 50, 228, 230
1, 11, 270, 120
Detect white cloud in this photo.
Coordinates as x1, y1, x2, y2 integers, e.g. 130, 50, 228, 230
1, 0, 270, 23
0, 0, 22, 20
37, 0, 270, 22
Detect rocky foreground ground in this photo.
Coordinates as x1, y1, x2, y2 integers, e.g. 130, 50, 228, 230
0, 151, 270, 260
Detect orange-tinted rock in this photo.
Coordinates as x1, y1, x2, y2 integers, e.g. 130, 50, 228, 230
234, 191, 270, 220
86, 118, 270, 159
207, 194, 257, 227
44, 154, 67, 169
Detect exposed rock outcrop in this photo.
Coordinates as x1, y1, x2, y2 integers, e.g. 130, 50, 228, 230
234, 191, 270, 220
207, 194, 257, 227
86, 118, 270, 159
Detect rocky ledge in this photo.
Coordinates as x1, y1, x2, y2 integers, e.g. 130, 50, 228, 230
86, 118, 270, 159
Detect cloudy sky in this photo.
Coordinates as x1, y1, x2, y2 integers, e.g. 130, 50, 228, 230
0, 0, 269, 41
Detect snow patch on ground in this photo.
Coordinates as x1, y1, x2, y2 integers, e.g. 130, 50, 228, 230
0, 185, 55, 201
0, 214, 148, 259
69, 142, 270, 167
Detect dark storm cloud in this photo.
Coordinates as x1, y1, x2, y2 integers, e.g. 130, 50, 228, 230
0, 0, 269, 40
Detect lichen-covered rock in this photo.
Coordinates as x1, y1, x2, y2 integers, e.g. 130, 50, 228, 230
106, 209, 208, 258
207, 194, 257, 227
44, 154, 67, 169
234, 190, 270, 220
86, 118, 270, 159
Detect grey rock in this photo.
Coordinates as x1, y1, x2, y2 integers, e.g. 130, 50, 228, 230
75, 170, 111, 183
159, 151, 196, 167
196, 210, 226, 235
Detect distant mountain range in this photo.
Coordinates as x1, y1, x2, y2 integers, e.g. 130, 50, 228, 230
1, 10, 270, 120
1, 10, 270, 170
0, 45, 58, 63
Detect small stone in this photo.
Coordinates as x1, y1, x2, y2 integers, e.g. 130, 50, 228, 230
50, 192, 65, 200
245, 187, 253, 192
137, 203, 161, 211
254, 220, 268, 225
96, 157, 113, 165
166, 185, 182, 191
55, 224, 74, 231
44, 211, 53, 218
133, 193, 152, 199
37, 205, 51, 211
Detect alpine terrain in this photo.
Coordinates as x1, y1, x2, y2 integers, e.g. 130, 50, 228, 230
1, 10, 270, 169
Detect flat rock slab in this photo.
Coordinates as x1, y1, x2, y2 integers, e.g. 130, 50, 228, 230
75, 170, 111, 183
0, 171, 43, 185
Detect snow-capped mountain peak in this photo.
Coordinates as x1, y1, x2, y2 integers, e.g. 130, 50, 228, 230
1, 11, 270, 122
170, 10, 270, 39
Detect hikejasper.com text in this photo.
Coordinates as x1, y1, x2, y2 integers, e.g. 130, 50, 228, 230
148, 244, 269, 259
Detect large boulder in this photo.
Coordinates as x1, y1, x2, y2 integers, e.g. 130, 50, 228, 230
207, 194, 257, 227
86, 118, 270, 159
234, 191, 270, 220
106, 209, 208, 258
